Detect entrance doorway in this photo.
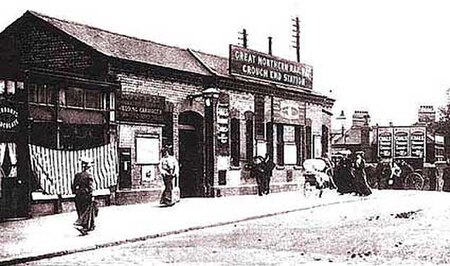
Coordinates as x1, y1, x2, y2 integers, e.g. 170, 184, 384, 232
179, 111, 204, 198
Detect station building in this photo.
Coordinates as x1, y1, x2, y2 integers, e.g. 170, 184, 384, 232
0, 11, 334, 218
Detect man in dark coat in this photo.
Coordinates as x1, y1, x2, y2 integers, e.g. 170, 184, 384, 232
252, 156, 266, 196
72, 156, 96, 235
263, 153, 275, 194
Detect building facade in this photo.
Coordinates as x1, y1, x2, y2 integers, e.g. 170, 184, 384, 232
0, 11, 334, 218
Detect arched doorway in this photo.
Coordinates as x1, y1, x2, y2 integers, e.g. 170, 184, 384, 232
179, 111, 204, 198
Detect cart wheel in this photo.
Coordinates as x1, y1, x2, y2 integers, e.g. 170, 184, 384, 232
303, 182, 316, 198
403, 172, 424, 190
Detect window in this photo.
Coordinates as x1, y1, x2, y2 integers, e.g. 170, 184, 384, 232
37, 84, 47, 103
245, 112, 254, 163
29, 83, 55, 105
321, 125, 329, 157
0, 80, 22, 96
65, 87, 84, 107
230, 118, 240, 167
6, 81, 15, 95
254, 95, 265, 139
295, 125, 304, 165
305, 126, 312, 159
276, 124, 284, 165
266, 122, 274, 159
0, 80, 5, 94
85, 89, 102, 109
29, 84, 38, 102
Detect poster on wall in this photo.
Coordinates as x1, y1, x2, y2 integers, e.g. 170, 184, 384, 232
394, 129, 409, 157
410, 129, 425, 158
142, 165, 157, 182
378, 128, 393, 158
136, 136, 160, 164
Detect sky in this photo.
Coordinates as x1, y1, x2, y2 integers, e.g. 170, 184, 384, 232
2, 0, 450, 129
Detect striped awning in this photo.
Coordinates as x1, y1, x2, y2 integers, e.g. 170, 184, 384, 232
29, 142, 118, 195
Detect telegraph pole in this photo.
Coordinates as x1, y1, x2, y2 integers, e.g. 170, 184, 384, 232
238, 28, 248, 48
292, 17, 300, 63
268, 36, 272, 55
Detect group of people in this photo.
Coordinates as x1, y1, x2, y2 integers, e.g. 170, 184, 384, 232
250, 153, 276, 196
333, 151, 372, 197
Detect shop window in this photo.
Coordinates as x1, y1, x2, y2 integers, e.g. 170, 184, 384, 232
65, 87, 84, 107
230, 118, 240, 167
245, 111, 254, 163
276, 124, 284, 165
254, 95, 265, 139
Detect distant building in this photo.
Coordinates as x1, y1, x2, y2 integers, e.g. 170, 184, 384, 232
331, 110, 374, 160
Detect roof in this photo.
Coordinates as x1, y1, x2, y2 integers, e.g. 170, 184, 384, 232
189, 50, 229, 76
6, 11, 333, 102
27, 11, 211, 76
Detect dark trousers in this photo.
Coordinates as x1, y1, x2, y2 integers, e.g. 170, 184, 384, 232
263, 174, 271, 194
255, 173, 265, 196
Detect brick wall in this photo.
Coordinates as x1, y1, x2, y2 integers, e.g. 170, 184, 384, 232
116, 72, 205, 190
4, 14, 106, 78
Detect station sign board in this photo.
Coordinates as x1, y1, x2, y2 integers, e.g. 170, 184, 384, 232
229, 45, 313, 89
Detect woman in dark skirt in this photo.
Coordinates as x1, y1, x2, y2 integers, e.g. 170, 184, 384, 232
159, 145, 179, 206
72, 156, 97, 235
353, 151, 372, 196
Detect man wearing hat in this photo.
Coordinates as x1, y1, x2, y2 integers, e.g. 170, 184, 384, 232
72, 156, 96, 235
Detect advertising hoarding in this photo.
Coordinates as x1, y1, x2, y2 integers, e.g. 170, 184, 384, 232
377, 126, 426, 159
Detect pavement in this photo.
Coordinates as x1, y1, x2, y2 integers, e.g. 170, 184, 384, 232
0, 189, 399, 265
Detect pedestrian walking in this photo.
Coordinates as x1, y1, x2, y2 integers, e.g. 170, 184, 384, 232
72, 156, 97, 236
442, 160, 450, 192
263, 153, 275, 194
252, 155, 266, 196
352, 151, 372, 196
334, 151, 355, 194
159, 145, 179, 206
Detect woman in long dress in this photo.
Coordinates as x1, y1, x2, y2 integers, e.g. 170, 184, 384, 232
353, 152, 372, 196
159, 146, 179, 206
